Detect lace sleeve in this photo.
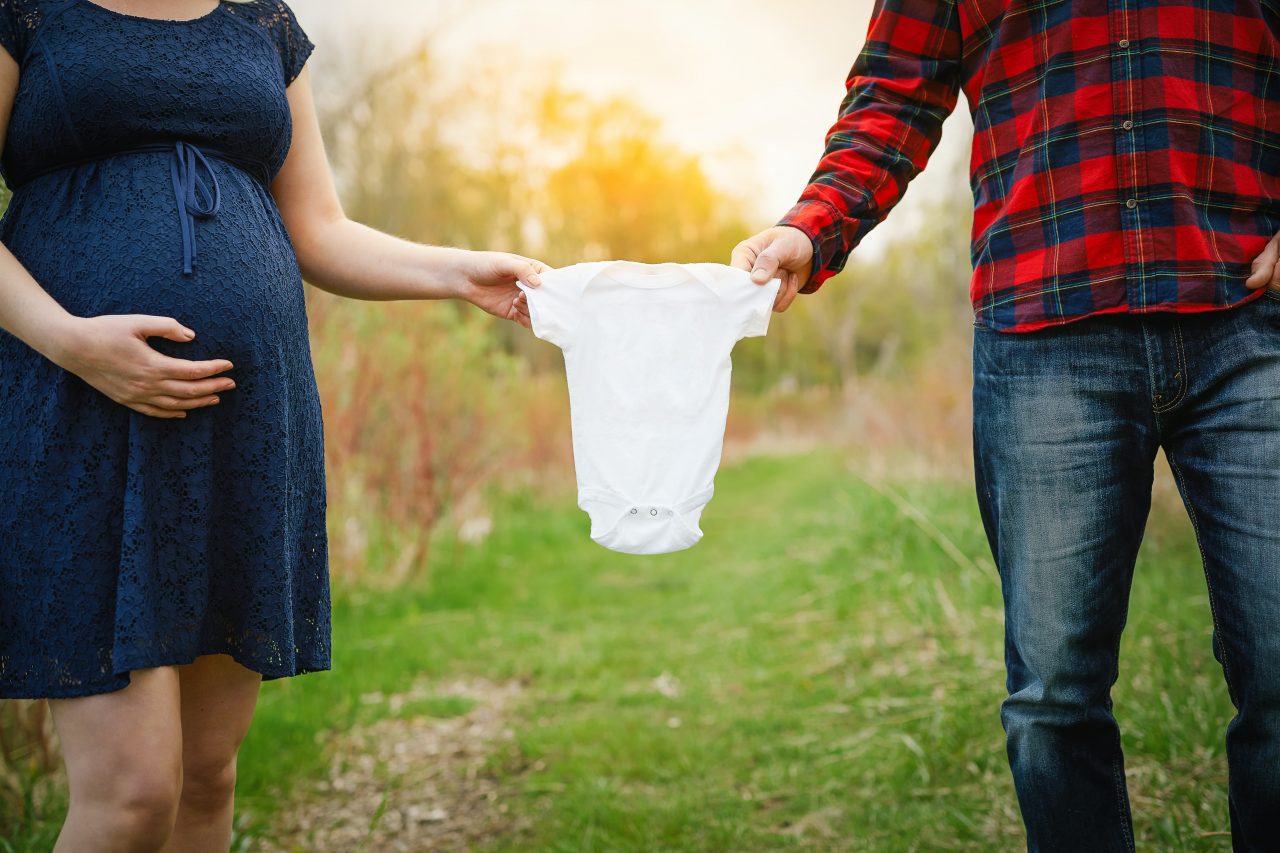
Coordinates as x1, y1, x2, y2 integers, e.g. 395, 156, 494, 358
271, 1, 313, 86
0, 0, 34, 63
225, 0, 314, 86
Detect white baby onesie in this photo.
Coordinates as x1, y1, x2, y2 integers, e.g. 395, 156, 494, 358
519, 261, 780, 555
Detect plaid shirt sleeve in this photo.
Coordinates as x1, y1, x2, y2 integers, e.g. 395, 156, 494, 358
780, 0, 963, 293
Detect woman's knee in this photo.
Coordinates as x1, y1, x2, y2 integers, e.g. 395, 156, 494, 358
179, 753, 238, 812
72, 764, 183, 847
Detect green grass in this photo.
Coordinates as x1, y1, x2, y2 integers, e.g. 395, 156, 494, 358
241, 452, 1232, 851
3, 452, 1235, 851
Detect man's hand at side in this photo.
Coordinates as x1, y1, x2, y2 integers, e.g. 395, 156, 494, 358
731, 226, 815, 312
1246, 230, 1280, 294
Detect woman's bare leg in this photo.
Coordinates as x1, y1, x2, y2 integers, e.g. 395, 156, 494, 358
162, 654, 261, 853
50, 667, 184, 853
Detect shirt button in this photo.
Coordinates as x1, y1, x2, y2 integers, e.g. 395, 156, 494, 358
630, 508, 638, 514
649, 508, 658, 516
1118, 38, 1130, 48
1126, 198, 1138, 209
1121, 120, 1134, 131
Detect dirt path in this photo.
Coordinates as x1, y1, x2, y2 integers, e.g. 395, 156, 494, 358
263, 679, 527, 852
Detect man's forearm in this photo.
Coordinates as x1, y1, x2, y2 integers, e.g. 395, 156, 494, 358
782, 0, 963, 292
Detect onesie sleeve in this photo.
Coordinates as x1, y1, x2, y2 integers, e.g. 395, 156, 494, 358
519, 267, 584, 351
739, 279, 779, 339
717, 266, 779, 341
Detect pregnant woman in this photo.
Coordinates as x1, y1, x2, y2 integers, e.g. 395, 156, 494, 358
0, 1, 544, 849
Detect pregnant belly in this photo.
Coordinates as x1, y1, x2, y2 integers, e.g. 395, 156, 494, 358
1, 158, 309, 369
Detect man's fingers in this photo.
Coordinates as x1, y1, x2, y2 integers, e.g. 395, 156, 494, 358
730, 241, 759, 273
774, 273, 801, 312
133, 315, 196, 343
1247, 233, 1280, 288
751, 250, 782, 285
772, 271, 789, 309
152, 355, 235, 381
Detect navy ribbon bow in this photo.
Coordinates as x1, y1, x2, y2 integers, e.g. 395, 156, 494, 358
168, 141, 222, 276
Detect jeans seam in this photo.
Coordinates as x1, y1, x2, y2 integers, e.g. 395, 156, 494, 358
1165, 451, 1240, 707
1111, 748, 1135, 852
1152, 322, 1188, 414
1106, 583, 1136, 852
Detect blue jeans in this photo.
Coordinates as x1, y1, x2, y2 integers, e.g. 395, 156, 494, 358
973, 296, 1280, 852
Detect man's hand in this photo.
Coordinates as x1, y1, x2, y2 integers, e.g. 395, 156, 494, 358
1246, 231, 1280, 294
730, 226, 815, 312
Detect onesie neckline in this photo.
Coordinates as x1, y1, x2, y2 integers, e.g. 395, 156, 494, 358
597, 261, 693, 289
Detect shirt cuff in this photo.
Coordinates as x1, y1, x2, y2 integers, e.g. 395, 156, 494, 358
778, 199, 854, 294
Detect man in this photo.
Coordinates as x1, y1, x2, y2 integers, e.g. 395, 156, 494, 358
731, 2, 1280, 850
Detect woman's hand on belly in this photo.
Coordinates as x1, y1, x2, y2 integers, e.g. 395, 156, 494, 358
51, 315, 237, 419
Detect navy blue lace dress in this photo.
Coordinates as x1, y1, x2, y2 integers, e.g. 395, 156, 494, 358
0, 0, 330, 699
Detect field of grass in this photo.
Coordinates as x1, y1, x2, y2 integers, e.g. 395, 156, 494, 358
3, 451, 1236, 851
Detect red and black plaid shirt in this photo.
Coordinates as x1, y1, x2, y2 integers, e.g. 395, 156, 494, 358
781, 0, 1280, 332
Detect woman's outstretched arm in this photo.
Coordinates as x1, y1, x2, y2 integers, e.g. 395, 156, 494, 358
272, 67, 544, 328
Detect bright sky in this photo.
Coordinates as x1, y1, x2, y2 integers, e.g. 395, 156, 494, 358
292, 0, 974, 256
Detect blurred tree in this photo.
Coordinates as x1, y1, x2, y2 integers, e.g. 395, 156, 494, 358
733, 176, 975, 395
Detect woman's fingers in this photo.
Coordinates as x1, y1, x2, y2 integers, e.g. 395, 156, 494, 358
132, 402, 188, 419
55, 314, 239, 419
126, 355, 234, 413
514, 258, 543, 288
154, 376, 237, 399
125, 317, 236, 381
150, 394, 222, 411
497, 254, 546, 287
131, 315, 197, 343
150, 354, 235, 381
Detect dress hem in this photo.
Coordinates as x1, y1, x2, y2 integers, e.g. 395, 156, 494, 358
0, 649, 331, 700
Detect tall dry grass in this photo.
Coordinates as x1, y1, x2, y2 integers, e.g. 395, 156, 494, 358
307, 289, 576, 587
